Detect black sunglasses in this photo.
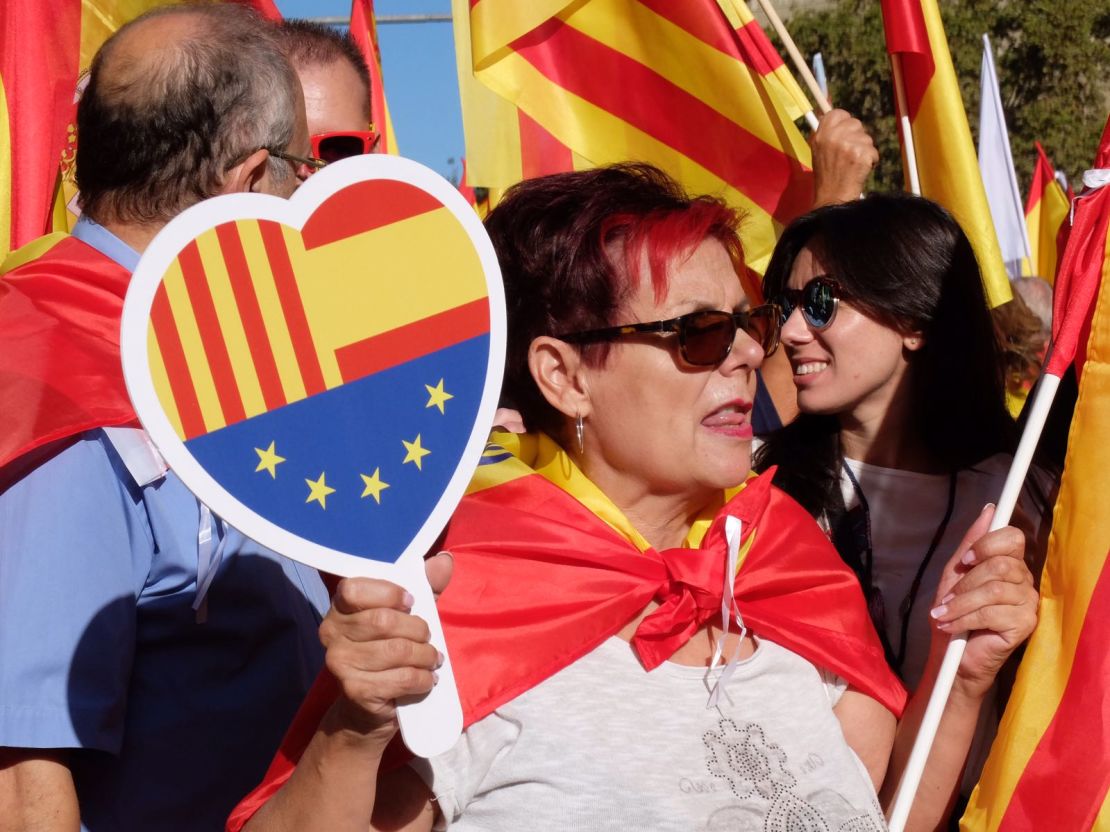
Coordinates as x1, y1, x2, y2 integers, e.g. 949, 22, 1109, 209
775, 275, 843, 330
556, 305, 781, 367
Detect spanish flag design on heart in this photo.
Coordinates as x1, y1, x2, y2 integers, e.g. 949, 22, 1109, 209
142, 176, 492, 561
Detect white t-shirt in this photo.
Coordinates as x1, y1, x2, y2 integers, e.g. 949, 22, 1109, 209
416, 637, 886, 832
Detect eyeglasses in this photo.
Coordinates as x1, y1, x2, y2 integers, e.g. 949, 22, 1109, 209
556, 305, 781, 366
269, 148, 327, 173
775, 276, 843, 330
311, 130, 381, 164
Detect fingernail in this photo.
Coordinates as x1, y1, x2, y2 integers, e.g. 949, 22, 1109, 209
937, 621, 954, 631
930, 605, 948, 619
961, 550, 977, 565
402, 591, 415, 609
432, 671, 440, 686
982, 502, 995, 514
940, 593, 955, 604
436, 650, 445, 669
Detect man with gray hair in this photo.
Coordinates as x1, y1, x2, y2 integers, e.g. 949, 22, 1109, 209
0, 5, 328, 829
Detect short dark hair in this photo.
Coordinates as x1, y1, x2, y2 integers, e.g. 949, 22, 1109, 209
755, 192, 1018, 515
76, 4, 298, 225
276, 19, 371, 120
485, 163, 745, 438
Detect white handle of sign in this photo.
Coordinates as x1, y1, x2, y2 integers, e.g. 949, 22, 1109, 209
392, 557, 464, 758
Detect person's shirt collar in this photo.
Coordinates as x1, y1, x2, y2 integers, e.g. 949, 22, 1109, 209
71, 215, 141, 272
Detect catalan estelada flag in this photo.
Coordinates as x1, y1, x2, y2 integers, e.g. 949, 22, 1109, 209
1024, 142, 1072, 285
962, 117, 1110, 832
141, 178, 492, 561
880, 0, 1012, 308
350, 0, 399, 155
452, 0, 814, 274
1, 0, 284, 264
226, 431, 906, 830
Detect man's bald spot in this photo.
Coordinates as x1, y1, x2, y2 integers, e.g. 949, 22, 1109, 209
95, 8, 221, 110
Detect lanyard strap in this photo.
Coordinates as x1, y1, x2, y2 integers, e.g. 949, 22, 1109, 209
842, 462, 958, 673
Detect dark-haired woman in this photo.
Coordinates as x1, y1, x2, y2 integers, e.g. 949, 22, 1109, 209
755, 193, 1052, 819
230, 171, 1034, 832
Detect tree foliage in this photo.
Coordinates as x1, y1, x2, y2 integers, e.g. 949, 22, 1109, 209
783, 0, 1110, 194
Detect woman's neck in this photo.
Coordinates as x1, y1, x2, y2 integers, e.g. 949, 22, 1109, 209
839, 397, 942, 474
581, 463, 713, 550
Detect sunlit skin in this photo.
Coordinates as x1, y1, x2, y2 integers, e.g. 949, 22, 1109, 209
295, 57, 371, 137
577, 238, 764, 531
780, 246, 926, 467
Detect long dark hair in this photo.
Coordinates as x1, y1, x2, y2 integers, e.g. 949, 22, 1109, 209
754, 195, 1021, 652
756, 194, 1017, 508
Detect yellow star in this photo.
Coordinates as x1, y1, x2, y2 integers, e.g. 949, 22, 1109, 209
254, 441, 285, 478
402, 434, 431, 470
305, 472, 335, 509
359, 468, 390, 504
424, 378, 454, 414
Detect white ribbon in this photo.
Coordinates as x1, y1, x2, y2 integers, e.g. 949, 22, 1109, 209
1082, 168, 1110, 190
705, 515, 748, 709
193, 502, 227, 623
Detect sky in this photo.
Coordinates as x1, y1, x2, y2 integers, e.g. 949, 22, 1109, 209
276, 1, 466, 182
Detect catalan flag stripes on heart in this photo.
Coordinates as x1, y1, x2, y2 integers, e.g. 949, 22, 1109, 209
145, 178, 492, 559
453, 0, 814, 276
146, 179, 489, 441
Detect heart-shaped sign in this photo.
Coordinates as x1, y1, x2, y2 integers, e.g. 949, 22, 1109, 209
120, 155, 505, 757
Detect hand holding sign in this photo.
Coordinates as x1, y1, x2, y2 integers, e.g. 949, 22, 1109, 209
120, 156, 505, 757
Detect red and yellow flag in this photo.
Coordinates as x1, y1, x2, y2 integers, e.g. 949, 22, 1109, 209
452, 0, 815, 274
880, 0, 1012, 308
0, 0, 283, 265
963, 117, 1110, 832
1024, 142, 1071, 285
350, 0, 399, 155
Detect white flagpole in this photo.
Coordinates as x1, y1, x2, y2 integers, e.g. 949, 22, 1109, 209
886, 370, 1061, 831
752, 0, 831, 118
890, 53, 922, 196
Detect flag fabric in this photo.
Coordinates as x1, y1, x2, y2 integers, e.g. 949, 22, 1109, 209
140, 178, 492, 560
880, 0, 1012, 307
0, 234, 136, 470
350, 0, 399, 154
452, 0, 816, 274
977, 34, 1030, 280
0, 0, 81, 263
226, 430, 906, 830
0, 0, 285, 265
962, 115, 1110, 832
1024, 142, 1071, 285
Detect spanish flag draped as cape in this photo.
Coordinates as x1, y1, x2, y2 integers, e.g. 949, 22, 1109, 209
227, 432, 905, 830
0, 233, 136, 475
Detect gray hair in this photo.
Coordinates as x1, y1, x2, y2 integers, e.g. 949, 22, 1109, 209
76, 3, 298, 225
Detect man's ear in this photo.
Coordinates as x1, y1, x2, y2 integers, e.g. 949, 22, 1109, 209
220, 148, 271, 195
528, 336, 593, 420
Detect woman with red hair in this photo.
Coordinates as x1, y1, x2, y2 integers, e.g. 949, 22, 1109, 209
230, 165, 1031, 832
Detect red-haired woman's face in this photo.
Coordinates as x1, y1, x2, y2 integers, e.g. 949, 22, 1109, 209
578, 238, 763, 506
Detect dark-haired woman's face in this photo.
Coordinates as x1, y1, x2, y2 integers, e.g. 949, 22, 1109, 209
780, 246, 921, 423
579, 238, 764, 503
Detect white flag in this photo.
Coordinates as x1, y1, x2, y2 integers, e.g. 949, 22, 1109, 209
977, 33, 1030, 279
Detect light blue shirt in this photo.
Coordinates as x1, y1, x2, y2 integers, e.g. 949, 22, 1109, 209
0, 223, 330, 830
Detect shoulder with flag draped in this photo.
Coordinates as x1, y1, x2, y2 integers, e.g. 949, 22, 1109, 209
227, 432, 905, 831
0, 231, 136, 473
